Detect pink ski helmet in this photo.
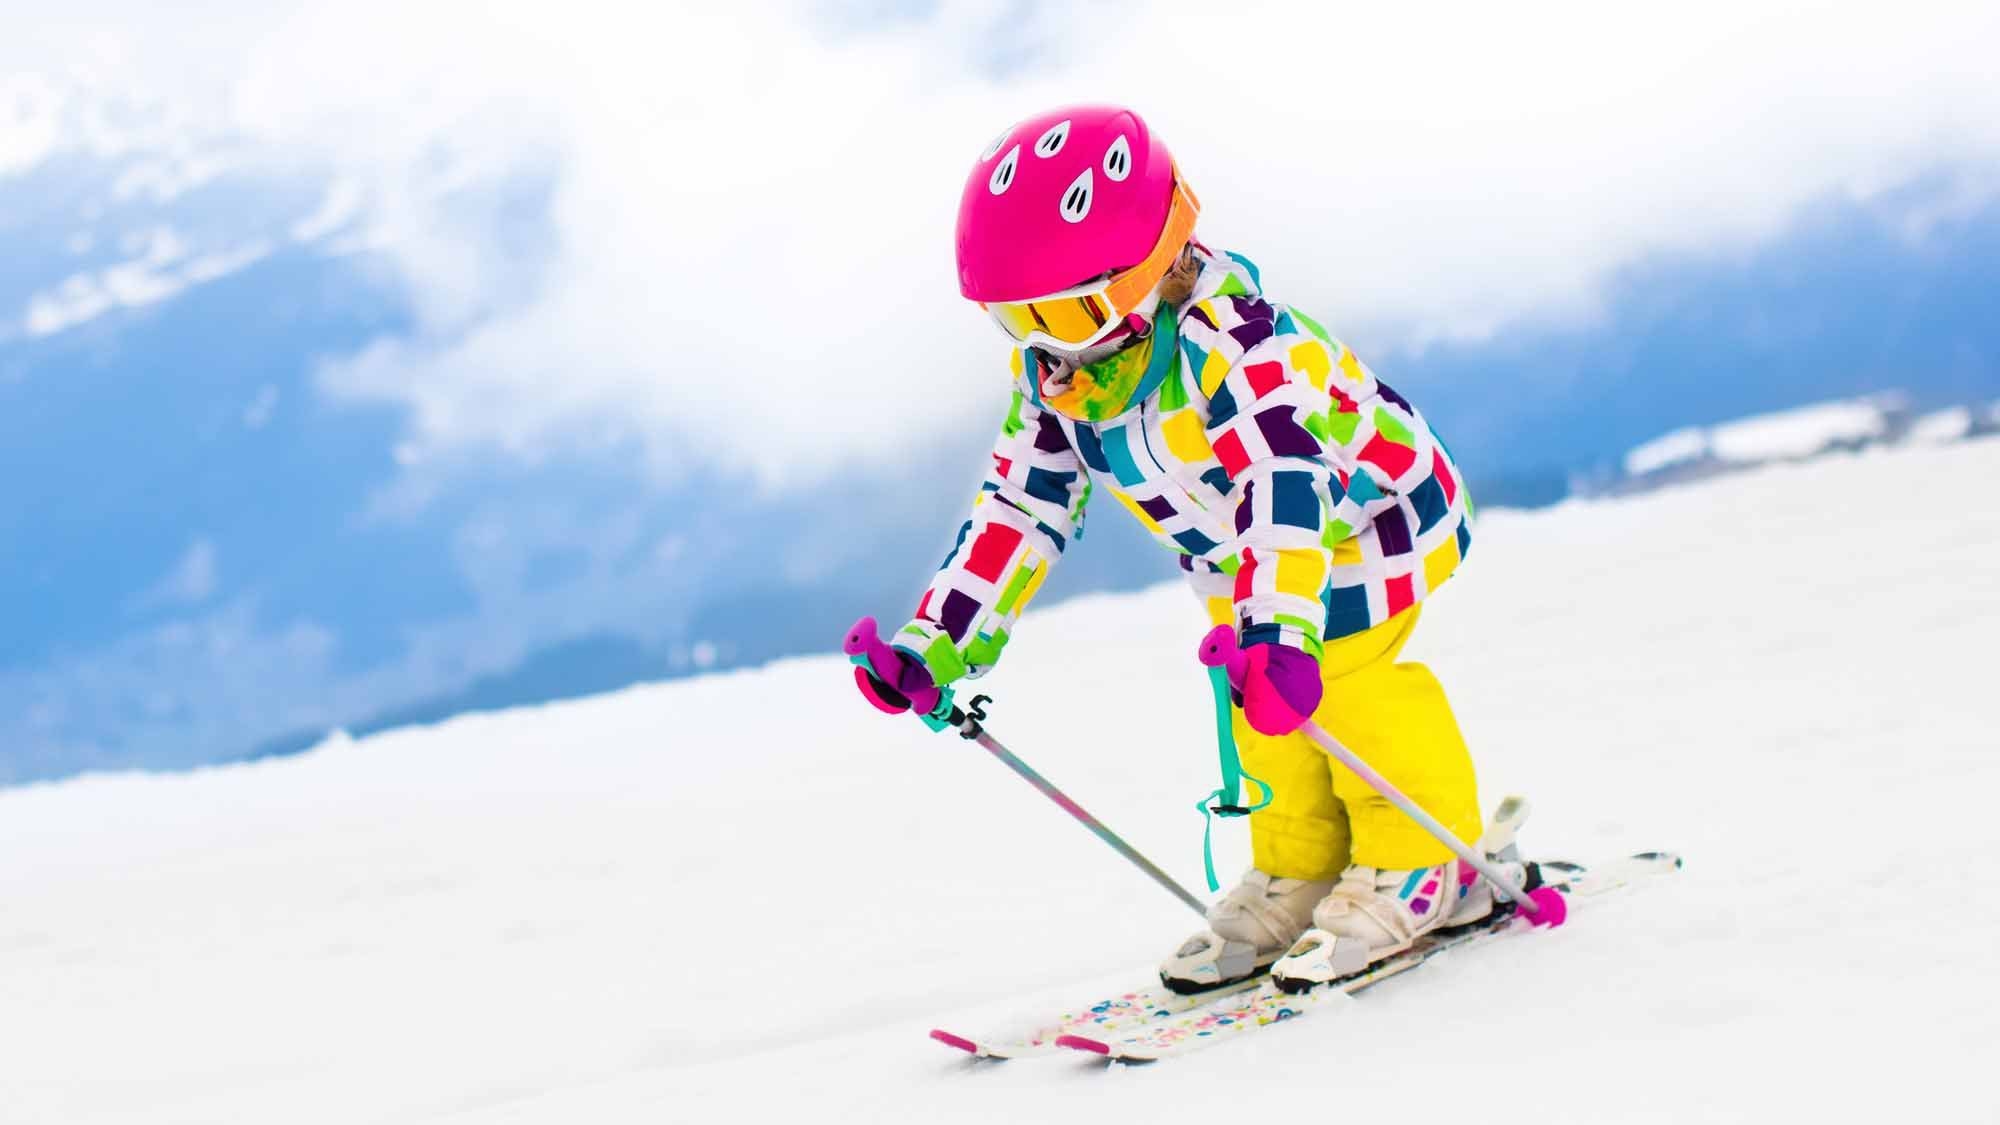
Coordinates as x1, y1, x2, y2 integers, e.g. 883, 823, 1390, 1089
955, 105, 1199, 349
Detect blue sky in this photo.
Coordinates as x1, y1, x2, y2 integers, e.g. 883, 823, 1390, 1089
3, 2, 1998, 782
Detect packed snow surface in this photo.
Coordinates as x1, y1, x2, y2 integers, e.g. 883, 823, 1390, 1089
6, 439, 1999, 1123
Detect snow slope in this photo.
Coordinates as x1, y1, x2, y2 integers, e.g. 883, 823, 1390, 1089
5, 438, 1998, 1124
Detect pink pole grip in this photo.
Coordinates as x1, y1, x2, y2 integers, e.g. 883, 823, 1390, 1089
844, 616, 941, 715
1198, 624, 1248, 688
843, 615, 892, 663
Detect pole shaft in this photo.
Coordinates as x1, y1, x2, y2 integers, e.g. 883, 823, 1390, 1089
971, 730, 1209, 919
842, 616, 1207, 920
1297, 719, 1537, 910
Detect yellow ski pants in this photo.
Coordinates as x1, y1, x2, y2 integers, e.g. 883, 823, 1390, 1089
1206, 598, 1482, 880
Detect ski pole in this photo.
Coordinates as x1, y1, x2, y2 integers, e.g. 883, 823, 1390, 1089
1197, 626, 1566, 926
845, 618, 1209, 920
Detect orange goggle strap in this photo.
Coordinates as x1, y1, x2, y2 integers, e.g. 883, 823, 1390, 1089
983, 174, 1202, 348
1101, 177, 1201, 316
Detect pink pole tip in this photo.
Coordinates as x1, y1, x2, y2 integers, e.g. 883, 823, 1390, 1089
1056, 1034, 1111, 1055
1523, 886, 1568, 928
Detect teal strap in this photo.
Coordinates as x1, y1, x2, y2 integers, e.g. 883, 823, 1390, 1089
1195, 772, 1273, 892
1194, 664, 1274, 891
1205, 666, 1266, 810
1116, 303, 1180, 414
1237, 768, 1274, 815
1196, 790, 1226, 893
1207, 666, 1239, 803
1019, 351, 1046, 409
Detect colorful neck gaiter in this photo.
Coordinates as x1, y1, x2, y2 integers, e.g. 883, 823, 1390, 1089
1037, 305, 1180, 424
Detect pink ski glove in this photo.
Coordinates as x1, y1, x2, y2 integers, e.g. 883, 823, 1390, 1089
1239, 645, 1323, 736
843, 617, 941, 717
853, 648, 939, 716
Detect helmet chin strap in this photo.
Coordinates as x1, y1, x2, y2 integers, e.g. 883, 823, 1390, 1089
1035, 350, 1076, 397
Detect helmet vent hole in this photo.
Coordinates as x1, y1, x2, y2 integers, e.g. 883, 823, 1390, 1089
979, 130, 1009, 161
1035, 120, 1071, 158
988, 144, 1020, 195
1059, 168, 1093, 223
1103, 135, 1132, 182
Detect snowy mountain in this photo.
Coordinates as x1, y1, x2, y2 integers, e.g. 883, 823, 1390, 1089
1590, 393, 2000, 497
4, 436, 1996, 1122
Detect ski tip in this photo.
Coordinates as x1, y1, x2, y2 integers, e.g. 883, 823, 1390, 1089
929, 1029, 982, 1055
1055, 1034, 1111, 1056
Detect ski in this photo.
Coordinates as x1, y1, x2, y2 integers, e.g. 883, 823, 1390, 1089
928, 975, 1266, 1059
930, 793, 1546, 1059
1055, 850, 1681, 1062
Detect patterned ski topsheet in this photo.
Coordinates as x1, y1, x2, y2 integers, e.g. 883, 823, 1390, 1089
930, 795, 1548, 1059
929, 975, 1265, 1059
1056, 851, 1681, 1062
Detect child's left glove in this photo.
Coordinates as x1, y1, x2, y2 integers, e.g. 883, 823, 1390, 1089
1239, 644, 1322, 736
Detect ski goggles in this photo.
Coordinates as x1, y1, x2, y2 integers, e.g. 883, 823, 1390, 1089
980, 175, 1201, 352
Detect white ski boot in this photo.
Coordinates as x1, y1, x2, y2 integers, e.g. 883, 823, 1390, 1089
1271, 795, 1532, 992
1159, 868, 1334, 994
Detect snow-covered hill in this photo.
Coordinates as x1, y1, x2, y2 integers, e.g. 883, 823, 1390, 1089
5, 437, 1998, 1123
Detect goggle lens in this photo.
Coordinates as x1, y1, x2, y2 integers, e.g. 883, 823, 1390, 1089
985, 293, 1114, 347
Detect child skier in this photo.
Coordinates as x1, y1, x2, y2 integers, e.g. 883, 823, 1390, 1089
852, 105, 1488, 992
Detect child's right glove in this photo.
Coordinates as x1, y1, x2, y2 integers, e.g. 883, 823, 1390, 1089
1239, 644, 1322, 737
852, 643, 940, 717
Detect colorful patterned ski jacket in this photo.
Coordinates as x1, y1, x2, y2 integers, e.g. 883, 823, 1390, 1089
895, 248, 1473, 686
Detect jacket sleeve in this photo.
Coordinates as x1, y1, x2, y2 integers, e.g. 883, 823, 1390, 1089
896, 388, 1090, 684
1203, 335, 1362, 660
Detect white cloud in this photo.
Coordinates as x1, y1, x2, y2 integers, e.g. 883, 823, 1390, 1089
110, 148, 232, 203
0, 73, 64, 177
243, 383, 280, 429
183, 240, 270, 283
24, 276, 116, 337
9, 1, 2000, 489
290, 176, 361, 242
132, 539, 220, 610
22, 228, 270, 336
25, 226, 186, 335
